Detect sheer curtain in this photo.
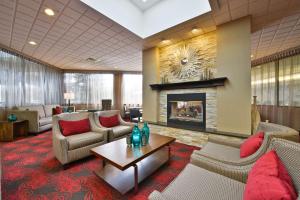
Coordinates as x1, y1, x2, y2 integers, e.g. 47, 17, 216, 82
122, 74, 143, 105
251, 62, 276, 105
0, 49, 63, 108
279, 54, 300, 106
64, 73, 114, 106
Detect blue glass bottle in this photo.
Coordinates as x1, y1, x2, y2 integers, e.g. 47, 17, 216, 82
7, 114, 17, 122
132, 125, 141, 147
142, 122, 150, 144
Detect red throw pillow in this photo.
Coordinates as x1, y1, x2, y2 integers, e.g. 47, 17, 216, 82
244, 150, 297, 200
54, 106, 62, 115
99, 115, 119, 128
59, 119, 91, 136
240, 132, 264, 158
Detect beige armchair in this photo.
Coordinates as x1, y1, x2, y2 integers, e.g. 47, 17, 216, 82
93, 110, 134, 142
190, 122, 299, 181
149, 138, 300, 200
52, 112, 108, 165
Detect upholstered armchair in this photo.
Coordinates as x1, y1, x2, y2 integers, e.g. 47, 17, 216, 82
190, 122, 299, 181
52, 112, 108, 165
149, 138, 300, 200
93, 110, 134, 142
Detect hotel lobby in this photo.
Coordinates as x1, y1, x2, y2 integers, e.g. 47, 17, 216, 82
0, 0, 300, 199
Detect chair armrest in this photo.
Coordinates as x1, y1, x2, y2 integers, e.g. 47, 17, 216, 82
92, 126, 110, 143
8, 110, 39, 133
148, 191, 168, 200
208, 135, 245, 148
190, 153, 252, 183
88, 112, 110, 142
52, 133, 69, 165
119, 114, 135, 127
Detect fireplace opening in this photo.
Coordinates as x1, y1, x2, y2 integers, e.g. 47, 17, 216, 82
167, 93, 206, 131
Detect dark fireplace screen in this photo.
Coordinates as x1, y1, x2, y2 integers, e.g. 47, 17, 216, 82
167, 93, 206, 131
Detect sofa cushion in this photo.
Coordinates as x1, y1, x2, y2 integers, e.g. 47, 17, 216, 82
39, 117, 52, 126
18, 105, 45, 119
111, 125, 132, 138
99, 115, 119, 128
198, 142, 241, 162
149, 164, 245, 200
53, 106, 62, 115
67, 132, 104, 150
244, 150, 297, 200
240, 131, 264, 158
59, 119, 91, 136
44, 105, 59, 117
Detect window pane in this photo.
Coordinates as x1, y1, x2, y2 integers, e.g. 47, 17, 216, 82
122, 74, 143, 105
64, 73, 114, 106
279, 55, 300, 106
251, 62, 276, 105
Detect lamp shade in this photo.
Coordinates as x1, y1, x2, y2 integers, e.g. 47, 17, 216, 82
64, 92, 75, 100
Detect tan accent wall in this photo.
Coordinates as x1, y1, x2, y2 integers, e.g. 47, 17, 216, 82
216, 17, 252, 135
142, 48, 160, 123
113, 73, 123, 111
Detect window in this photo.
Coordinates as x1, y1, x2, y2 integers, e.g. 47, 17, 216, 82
64, 73, 114, 106
0, 50, 63, 108
278, 55, 300, 106
251, 54, 300, 107
122, 74, 143, 105
251, 62, 276, 105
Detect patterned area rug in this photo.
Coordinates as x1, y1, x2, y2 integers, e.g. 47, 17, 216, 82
1, 131, 199, 200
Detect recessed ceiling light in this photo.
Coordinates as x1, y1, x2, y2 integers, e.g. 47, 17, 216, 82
251, 54, 254, 58
142, 0, 147, 2
28, 41, 37, 45
44, 8, 55, 16
191, 28, 202, 34
161, 39, 171, 45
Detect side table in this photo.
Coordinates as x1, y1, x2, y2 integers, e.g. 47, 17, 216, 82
0, 120, 29, 141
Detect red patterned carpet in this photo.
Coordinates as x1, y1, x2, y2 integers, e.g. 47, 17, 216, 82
1, 131, 199, 200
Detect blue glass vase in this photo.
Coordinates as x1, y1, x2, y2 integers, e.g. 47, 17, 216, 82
142, 122, 150, 144
7, 114, 17, 122
132, 125, 141, 147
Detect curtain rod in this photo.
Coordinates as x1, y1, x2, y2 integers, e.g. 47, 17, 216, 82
0, 45, 63, 72
252, 45, 300, 67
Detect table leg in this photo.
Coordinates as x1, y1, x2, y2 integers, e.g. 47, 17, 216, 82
168, 145, 171, 162
133, 164, 138, 193
102, 159, 106, 168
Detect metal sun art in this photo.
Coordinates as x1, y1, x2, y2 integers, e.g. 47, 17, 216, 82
170, 45, 202, 79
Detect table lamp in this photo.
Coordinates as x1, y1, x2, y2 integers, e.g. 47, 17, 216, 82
64, 92, 75, 107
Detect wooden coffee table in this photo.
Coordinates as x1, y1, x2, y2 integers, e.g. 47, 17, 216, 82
91, 133, 176, 194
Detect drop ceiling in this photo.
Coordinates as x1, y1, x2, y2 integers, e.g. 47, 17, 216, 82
0, 0, 299, 72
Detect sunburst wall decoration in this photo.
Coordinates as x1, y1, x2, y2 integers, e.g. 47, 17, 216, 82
171, 44, 201, 79
159, 31, 216, 83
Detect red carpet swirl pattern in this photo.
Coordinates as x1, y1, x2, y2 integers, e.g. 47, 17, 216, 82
1, 131, 199, 200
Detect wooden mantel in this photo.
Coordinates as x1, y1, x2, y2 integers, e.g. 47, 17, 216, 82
149, 77, 228, 91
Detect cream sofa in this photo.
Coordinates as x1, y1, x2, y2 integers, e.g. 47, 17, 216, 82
52, 112, 108, 165
8, 105, 59, 133
190, 122, 299, 182
93, 110, 134, 142
148, 138, 300, 200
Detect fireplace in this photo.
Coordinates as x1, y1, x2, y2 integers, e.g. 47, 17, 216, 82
167, 93, 206, 131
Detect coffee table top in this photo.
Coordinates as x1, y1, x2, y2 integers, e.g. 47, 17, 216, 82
91, 133, 175, 170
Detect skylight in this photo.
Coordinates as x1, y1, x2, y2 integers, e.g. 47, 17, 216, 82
80, 0, 211, 38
